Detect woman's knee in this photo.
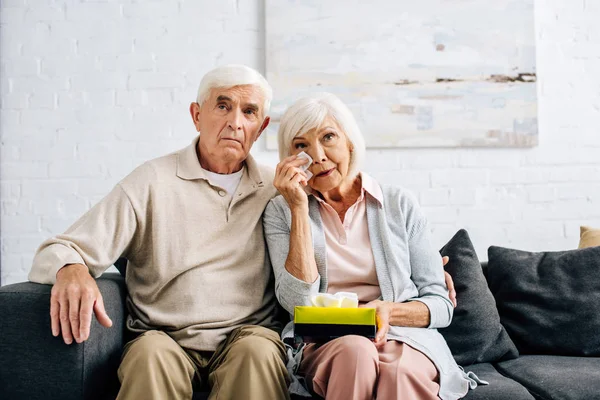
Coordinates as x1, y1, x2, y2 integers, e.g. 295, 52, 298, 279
329, 335, 379, 367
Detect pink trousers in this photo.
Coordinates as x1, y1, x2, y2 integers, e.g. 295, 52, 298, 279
299, 336, 440, 400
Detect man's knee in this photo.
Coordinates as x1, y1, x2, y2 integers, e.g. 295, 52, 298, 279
120, 330, 188, 372
228, 334, 285, 365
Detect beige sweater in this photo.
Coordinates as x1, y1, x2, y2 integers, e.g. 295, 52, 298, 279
29, 136, 280, 351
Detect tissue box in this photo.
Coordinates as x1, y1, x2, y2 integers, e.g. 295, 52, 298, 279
294, 306, 376, 343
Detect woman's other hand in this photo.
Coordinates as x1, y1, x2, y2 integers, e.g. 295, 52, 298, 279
361, 299, 393, 348
274, 155, 310, 210
442, 256, 457, 307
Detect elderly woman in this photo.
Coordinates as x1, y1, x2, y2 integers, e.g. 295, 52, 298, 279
263, 93, 477, 400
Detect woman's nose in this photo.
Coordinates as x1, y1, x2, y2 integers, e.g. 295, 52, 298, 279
309, 145, 327, 163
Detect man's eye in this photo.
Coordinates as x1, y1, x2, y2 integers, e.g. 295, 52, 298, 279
217, 104, 227, 110
244, 109, 256, 115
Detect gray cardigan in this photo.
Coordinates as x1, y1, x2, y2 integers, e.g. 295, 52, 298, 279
263, 184, 480, 400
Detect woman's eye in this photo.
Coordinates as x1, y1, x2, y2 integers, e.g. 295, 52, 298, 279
323, 133, 335, 141
294, 143, 306, 149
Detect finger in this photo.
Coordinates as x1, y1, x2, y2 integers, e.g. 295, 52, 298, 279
278, 157, 310, 177
444, 271, 457, 307
59, 295, 74, 345
374, 323, 389, 345
374, 311, 389, 343
79, 292, 94, 342
93, 294, 113, 328
283, 166, 304, 182
275, 157, 295, 176
50, 293, 60, 337
444, 271, 454, 291
68, 290, 81, 343
292, 170, 308, 186
288, 157, 310, 167
442, 256, 449, 267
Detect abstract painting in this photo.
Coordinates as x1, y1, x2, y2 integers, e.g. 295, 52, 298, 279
265, 0, 537, 148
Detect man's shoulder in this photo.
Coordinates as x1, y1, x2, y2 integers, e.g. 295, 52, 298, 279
256, 163, 275, 186
119, 148, 181, 190
256, 163, 275, 182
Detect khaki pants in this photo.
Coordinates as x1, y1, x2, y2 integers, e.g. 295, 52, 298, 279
117, 325, 290, 400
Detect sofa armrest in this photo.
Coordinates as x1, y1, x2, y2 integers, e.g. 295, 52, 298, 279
0, 273, 127, 400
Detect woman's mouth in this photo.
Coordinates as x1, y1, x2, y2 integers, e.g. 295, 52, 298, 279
317, 168, 335, 177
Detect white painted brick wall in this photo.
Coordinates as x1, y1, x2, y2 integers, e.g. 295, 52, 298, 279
1, 0, 599, 285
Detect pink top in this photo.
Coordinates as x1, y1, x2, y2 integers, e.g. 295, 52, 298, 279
314, 173, 384, 303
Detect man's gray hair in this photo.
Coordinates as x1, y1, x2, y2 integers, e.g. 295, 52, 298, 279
278, 92, 366, 179
196, 64, 273, 115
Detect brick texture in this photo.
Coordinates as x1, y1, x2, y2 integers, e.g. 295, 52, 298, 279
1, 0, 599, 284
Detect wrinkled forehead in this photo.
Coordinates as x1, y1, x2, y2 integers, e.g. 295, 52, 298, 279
208, 84, 265, 107
295, 115, 343, 139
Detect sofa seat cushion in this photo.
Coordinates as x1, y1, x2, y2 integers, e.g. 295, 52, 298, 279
495, 355, 600, 400
462, 363, 534, 400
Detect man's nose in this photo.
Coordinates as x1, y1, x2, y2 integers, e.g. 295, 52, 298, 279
228, 108, 243, 130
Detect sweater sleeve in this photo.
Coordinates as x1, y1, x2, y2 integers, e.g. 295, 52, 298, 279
403, 194, 454, 328
263, 198, 321, 315
28, 183, 138, 284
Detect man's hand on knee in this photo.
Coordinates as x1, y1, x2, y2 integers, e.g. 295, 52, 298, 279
51, 263, 113, 345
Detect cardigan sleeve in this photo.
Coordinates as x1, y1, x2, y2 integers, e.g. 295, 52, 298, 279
263, 198, 321, 315
402, 194, 454, 328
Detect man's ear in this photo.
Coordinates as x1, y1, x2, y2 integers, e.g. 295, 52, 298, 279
189, 102, 201, 132
256, 116, 271, 140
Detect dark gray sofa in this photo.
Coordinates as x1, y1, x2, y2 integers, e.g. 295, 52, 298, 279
2, 243, 600, 399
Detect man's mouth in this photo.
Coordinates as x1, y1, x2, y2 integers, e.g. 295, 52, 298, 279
317, 168, 335, 177
222, 138, 241, 145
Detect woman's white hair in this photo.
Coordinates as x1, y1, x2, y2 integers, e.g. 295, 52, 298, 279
196, 64, 273, 116
278, 92, 366, 179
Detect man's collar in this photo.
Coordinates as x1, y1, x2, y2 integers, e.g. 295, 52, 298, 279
176, 135, 265, 187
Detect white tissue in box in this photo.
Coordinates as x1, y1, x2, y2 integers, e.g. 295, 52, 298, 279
310, 292, 358, 308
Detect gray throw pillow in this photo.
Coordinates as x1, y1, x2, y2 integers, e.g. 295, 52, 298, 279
487, 245, 600, 356
439, 230, 519, 365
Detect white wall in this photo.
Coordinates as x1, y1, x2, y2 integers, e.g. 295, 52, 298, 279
1, 0, 599, 285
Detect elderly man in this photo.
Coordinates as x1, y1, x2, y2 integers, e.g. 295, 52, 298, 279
28, 65, 290, 400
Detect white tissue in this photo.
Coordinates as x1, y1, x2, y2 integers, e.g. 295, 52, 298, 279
296, 151, 313, 180
311, 292, 359, 308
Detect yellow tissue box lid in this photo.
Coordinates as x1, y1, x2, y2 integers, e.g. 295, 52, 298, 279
294, 306, 376, 326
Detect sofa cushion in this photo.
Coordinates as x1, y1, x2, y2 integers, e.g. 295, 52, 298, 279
579, 225, 600, 249
487, 246, 600, 356
495, 355, 600, 400
439, 230, 519, 365
462, 363, 534, 400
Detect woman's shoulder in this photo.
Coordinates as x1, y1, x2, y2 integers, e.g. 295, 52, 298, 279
264, 194, 293, 219
267, 193, 288, 209
378, 184, 420, 211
